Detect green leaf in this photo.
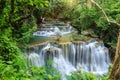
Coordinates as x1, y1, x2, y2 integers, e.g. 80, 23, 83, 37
29, 0, 33, 6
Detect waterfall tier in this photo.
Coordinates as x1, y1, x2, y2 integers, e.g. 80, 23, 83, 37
33, 26, 73, 37
28, 40, 111, 76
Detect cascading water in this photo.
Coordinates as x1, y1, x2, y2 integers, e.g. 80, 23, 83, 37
73, 40, 111, 75
29, 52, 41, 67
29, 43, 76, 80
58, 40, 111, 75
33, 23, 73, 37
28, 21, 111, 80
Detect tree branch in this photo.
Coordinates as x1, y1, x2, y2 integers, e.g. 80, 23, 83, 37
90, 0, 120, 27
16, 14, 31, 22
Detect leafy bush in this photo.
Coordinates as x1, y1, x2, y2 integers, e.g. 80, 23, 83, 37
0, 36, 61, 80
0, 36, 20, 61
0, 55, 61, 80
66, 70, 111, 80
66, 70, 96, 80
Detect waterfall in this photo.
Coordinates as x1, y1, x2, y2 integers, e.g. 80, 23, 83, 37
28, 21, 111, 79
28, 40, 111, 77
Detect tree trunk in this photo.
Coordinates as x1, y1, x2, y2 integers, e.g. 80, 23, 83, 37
109, 29, 120, 80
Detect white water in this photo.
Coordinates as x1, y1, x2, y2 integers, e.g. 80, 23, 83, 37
73, 41, 111, 75
28, 43, 76, 80
28, 40, 111, 78
53, 51, 76, 80
29, 52, 41, 67
33, 26, 73, 37
41, 43, 76, 74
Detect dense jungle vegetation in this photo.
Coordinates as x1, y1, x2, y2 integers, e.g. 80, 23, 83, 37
0, 0, 120, 80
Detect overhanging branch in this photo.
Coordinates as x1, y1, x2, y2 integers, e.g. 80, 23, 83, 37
16, 14, 31, 22
90, 0, 120, 27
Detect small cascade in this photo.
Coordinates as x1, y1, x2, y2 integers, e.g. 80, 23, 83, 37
33, 26, 73, 37
33, 31, 55, 37
29, 52, 41, 67
59, 43, 76, 65
40, 43, 61, 66
33, 21, 74, 37
53, 50, 76, 80
54, 27, 61, 33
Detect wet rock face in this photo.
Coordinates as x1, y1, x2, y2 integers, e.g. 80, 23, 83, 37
109, 47, 116, 62
104, 42, 116, 63
81, 29, 98, 38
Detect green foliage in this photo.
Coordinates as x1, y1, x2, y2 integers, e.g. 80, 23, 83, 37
66, 70, 111, 80
0, 0, 48, 46
0, 0, 49, 65
0, 36, 20, 61
0, 56, 30, 80
30, 66, 60, 80
45, 60, 61, 80
0, 55, 61, 80
44, 0, 72, 20
66, 71, 96, 80
17, 16, 37, 46
70, 0, 119, 46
